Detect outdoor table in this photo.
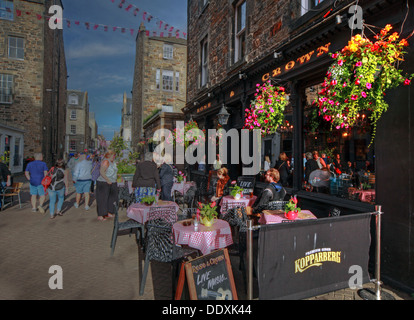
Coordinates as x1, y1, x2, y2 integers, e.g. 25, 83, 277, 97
126, 200, 179, 224
348, 188, 376, 203
173, 219, 233, 255
219, 195, 257, 215
258, 209, 317, 225
171, 181, 196, 196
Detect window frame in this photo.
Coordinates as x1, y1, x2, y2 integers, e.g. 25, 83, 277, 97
163, 44, 174, 60
68, 94, 79, 105
156, 69, 160, 90
8, 36, 24, 60
69, 140, 76, 152
300, 0, 326, 16
200, 36, 209, 87
0, 73, 13, 104
0, 0, 13, 21
162, 70, 174, 92
175, 71, 180, 92
70, 110, 77, 120
234, 0, 246, 63
70, 125, 76, 135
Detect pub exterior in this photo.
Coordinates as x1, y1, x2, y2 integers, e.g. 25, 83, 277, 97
185, 0, 414, 292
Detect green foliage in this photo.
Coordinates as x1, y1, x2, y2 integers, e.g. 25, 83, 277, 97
109, 137, 127, 157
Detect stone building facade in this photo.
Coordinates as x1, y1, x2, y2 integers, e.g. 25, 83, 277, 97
65, 90, 90, 155
120, 92, 132, 149
131, 24, 187, 151
0, 0, 67, 171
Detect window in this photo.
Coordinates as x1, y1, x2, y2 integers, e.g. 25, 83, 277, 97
301, 0, 325, 16
70, 125, 76, 135
70, 110, 77, 120
0, 0, 13, 20
302, 82, 375, 201
8, 36, 24, 60
235, 0, 246, 63
156, 69, 160, 89
162, 70, 174, 91
0, 74, 13, 104
68, 94, 78, 105
175, 72, 180, 92
162, 105, 173, 113
69, 140, 76, 152
200, 36, 209, 87
163, 44, 174, 59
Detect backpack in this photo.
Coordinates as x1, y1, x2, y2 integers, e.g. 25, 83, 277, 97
41, 167, 54, 192
91, 159, 101, 181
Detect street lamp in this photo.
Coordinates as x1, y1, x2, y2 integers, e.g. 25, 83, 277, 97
218, 104, 230, 125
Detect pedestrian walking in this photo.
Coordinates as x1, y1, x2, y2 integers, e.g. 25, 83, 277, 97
25, 153, 48, 213
48, 159, 69, 219
95, 150, 118, 221
132, 152, 161, 203
159, 153, 174, 201
72, 153, 93, 210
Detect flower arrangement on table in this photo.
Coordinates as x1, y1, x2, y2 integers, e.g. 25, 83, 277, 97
244, 82, 288, 136
141, 195, 156, 206
175, 171, 186, 183
317, 25, 413, 146
229, 181, 244, 199
197, 201, 218, 227
284, 195, 301, 220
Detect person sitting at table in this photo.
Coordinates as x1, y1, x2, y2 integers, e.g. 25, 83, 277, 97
159, 153, 174, 201
252, 168, 286, 213
211, 167, 230, 203
132, 152, 161, 203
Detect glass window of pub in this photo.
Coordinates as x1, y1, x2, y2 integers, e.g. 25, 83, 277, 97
301, 83, 376, 203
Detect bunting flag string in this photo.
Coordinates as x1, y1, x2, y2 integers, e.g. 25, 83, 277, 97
108, 0, 184, 36
3, 6, 187, 39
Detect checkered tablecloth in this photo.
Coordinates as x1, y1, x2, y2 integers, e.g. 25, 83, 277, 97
126, 201, 179, 224
171, 181, 196, 196
173, 219, 233, 255
219, 195, 257, 215
259, 209, 317, 225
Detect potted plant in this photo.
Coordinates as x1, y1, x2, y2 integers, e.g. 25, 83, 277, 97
317, 25, 413, 146
244, 81, 289, 136
197, 201, 218, 227
176, 171, 185, 183
284, 195, 301, 220
141, 196, 156, 206
229, 181, 244, 200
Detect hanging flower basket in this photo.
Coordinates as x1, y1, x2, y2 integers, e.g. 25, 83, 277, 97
244, 81, 288, 136
317, 25, 413, 146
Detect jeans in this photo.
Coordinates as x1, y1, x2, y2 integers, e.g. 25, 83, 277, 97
49, 188, 65, 216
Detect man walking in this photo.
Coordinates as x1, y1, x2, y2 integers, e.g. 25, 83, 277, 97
25, 153, 48, 213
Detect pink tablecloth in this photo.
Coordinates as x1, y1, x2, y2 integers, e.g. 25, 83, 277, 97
350, 189, 376, 203
219, 195, 257, 215
171, 181, 196, 196
126, 200, 179, 224
173, 219, 233, 255
259, 209, 317, 225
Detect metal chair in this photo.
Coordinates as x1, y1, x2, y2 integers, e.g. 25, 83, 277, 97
148, 205, 178, 224
178, 207, 198, 221
221, 201, 247, 217
110, 202, 145, 256
266, 200, 289, 211
0, 182, 23, 211
139, 215, 198, 296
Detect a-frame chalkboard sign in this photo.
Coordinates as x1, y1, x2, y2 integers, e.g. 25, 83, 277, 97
175, 249, 238, 300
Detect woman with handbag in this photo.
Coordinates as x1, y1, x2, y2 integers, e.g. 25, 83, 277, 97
48, 159, 69, 219
274, 152, 290, 187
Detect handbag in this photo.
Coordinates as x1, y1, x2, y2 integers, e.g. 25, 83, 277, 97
41, 167, 54, 190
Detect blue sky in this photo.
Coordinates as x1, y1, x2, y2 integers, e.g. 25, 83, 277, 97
62, 0, 187, 140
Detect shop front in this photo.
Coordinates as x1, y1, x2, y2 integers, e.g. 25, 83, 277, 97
185, 1, 414, 291
0, 124, 24, 174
